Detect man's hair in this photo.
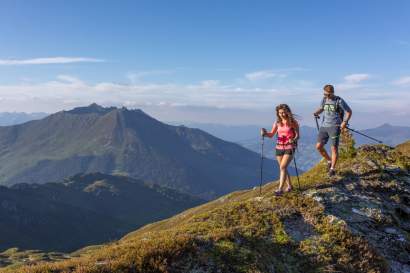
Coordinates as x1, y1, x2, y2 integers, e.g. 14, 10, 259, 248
323, 84, 334, 93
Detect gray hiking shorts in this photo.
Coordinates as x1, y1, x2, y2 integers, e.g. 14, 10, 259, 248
317, 126, 341, 147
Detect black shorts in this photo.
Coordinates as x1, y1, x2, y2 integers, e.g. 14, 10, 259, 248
317, 126, 341, 147
275, 148, 294, 156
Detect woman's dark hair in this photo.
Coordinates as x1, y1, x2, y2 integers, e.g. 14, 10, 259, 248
275, 104, 298, 127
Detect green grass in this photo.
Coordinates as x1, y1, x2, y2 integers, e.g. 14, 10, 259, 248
396, 140, 410, 157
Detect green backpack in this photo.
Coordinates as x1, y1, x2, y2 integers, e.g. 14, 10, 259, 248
321, 96, 345, 121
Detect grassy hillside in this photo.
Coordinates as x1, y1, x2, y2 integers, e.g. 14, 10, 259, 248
4, 136, 409, 272
396, 140, 410, 157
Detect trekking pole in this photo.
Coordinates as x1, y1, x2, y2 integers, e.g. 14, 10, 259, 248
346, 127, 383, 144
314, 115, 320, 132
293, 142, 301, 193
259, 135, 265, 196
293, 156, 301, 193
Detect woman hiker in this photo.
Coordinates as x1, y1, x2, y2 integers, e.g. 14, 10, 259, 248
261, 104, 300, 195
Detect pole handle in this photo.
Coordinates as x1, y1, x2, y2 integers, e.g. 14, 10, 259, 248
314, 115, 320, 131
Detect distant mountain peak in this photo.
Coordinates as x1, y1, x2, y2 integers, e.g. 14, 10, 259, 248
66, 103, 117, 115
379, 123, 392, 128
64, 104, 152, 119
88, 103, 104, 109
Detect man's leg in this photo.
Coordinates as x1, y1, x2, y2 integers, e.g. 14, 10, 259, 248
316, 142, 331, 162
316, 127, 330, 162
330, 145, 338, 169
329, 126, 341, 176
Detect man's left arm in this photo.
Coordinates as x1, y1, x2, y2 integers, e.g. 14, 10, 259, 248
340, 99, 352, 129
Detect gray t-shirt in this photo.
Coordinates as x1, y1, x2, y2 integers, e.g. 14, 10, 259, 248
320, 96, 351, 127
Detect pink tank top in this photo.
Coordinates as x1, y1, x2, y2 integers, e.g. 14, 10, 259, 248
275, 122, 296, 150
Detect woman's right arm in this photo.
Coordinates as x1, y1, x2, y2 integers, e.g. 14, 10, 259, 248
265, 122, 278, 138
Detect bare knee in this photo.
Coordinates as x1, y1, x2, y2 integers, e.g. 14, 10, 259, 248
280, 164, 287, 171
316, 143, 324, 150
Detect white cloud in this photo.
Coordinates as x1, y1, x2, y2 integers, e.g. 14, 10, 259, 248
0, 75, 312, 113
126, 70, 174, 83
245, 70, 287, 81
0, 75, 408, 127
344, 74, 370, 83
336, 73, 371, 91
0, 57, 104, 65
56, 75, 85, 85
199, 80, 220, 88
244, 67, 307, 81
392, 76, 410, 86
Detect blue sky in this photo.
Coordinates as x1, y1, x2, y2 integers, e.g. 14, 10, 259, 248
0, 0, 409, 127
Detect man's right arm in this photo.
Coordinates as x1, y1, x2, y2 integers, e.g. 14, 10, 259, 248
313, 108, 324, 117
314, 98, 325, 117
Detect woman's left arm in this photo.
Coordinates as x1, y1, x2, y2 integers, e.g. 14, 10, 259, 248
293, 121, 300, 142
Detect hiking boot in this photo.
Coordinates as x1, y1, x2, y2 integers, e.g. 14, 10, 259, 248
328, 168, 336, 177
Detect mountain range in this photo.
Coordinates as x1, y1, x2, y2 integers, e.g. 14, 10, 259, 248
0, 104, 277, 199
2, 111, 404, 181
0, 112, 47, 126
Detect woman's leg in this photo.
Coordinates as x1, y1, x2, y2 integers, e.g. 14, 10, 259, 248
285, 169, 293, 191
285, 152, 294, 190
276, 155, 285, 191
280, 154, 294, 191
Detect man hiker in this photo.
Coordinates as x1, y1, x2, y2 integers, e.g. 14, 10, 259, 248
313, 84, 352, 176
